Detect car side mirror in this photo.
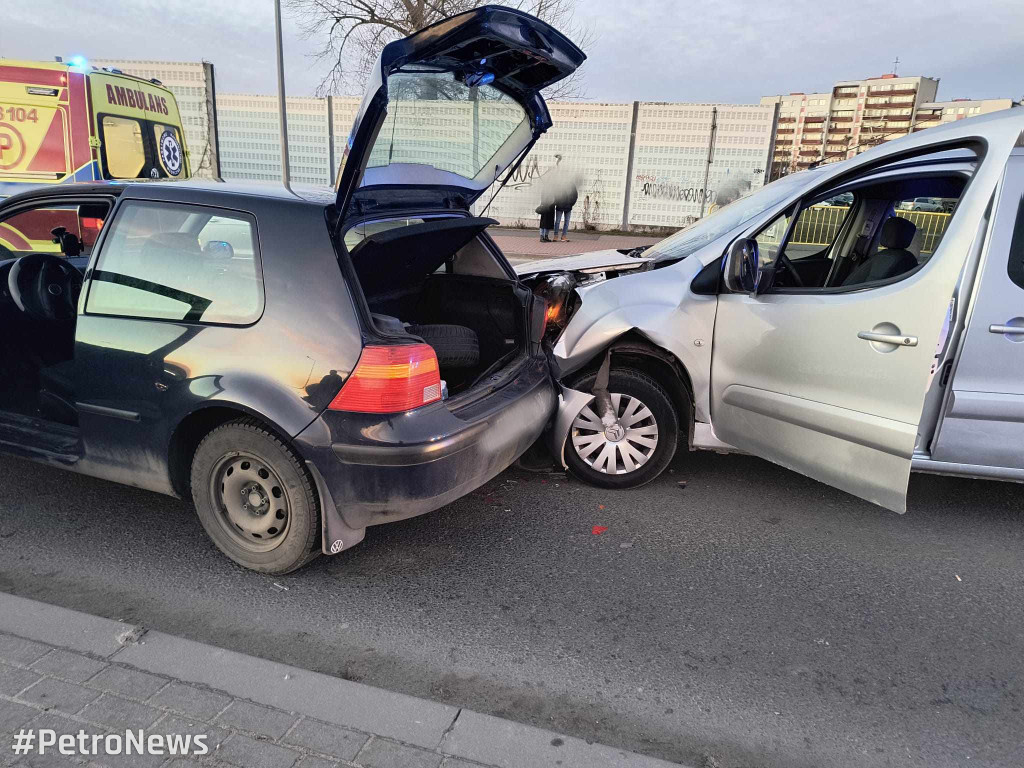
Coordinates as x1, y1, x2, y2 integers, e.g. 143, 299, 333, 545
728, 238, 761, 294
203, 240, 234, 259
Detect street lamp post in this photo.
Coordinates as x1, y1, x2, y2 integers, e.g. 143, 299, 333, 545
274, 0, 291, 189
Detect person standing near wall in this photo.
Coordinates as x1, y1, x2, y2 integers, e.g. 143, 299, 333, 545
554, 180, 578, 242
537, 190, 556, 242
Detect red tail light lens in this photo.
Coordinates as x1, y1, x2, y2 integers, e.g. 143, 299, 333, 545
329, 344, 442, 413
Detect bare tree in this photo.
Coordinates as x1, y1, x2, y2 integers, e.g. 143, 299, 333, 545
287, 0, 592, 99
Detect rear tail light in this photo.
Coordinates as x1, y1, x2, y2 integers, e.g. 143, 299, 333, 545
328, 344, 442, 413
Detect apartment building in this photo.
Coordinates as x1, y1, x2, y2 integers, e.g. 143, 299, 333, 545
93, 59, 220, 178
762, 74, 940, 176
913, 98, 1016, 131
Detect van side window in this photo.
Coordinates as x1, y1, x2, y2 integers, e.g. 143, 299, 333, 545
101, 116, 147, 179
756, 172, 966, 292
1008, 196, 1024, 291
86, 201, 263, 325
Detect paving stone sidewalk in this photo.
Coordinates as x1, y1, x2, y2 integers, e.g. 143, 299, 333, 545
0, 593, 683, 768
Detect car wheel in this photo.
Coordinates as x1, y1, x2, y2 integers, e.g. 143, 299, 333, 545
564, 368, 679, 489
190, 418, 321, 574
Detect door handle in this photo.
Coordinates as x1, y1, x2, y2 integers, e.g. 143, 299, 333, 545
989, 324, 1024, 335
857, 331, 918, 346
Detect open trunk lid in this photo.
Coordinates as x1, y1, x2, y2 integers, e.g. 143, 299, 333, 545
334, 5, 585, 219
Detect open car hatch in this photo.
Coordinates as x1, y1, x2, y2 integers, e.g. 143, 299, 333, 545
334, 5, 586, 217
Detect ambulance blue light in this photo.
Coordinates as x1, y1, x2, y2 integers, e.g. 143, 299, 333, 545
69, 55, 88, 69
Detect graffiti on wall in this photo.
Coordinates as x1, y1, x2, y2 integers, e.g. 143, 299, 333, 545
506, 155, 543, 188
636, 174, 718, 205
635, 173, 756, 208
487, 156, 607, 229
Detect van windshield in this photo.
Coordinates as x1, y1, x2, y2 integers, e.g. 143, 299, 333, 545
646, 171, 817, 262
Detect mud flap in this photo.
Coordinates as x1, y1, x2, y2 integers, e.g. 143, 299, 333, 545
305, 460, 366, 556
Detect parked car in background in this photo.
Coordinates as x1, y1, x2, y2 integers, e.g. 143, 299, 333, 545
0, 7, 584, 573
520, 110, 1024, 513
899, 197, 947, 212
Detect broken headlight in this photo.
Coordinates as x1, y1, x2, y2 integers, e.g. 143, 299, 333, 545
532, 272, 580, 340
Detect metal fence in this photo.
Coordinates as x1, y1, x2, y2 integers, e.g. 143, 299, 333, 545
791, 205, 952, 254
791, 205, 849, 247
894, 210, 951, 254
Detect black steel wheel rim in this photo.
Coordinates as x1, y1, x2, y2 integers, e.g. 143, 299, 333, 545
210, 452, 291, 552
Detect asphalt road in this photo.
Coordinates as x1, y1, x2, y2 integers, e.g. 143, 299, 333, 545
0, 450, 1021, 768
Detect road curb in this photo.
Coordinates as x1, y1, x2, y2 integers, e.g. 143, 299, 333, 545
0, 591, 686, 767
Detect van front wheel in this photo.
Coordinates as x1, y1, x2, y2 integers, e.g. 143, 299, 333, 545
564, 369, 678, 489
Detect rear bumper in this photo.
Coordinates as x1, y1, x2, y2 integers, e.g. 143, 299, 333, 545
295, 355, 556, 553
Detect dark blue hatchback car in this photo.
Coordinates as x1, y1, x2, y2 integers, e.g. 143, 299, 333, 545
0, 7, 584, 572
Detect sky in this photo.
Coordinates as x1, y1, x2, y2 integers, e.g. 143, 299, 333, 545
3, 0, 1023, 104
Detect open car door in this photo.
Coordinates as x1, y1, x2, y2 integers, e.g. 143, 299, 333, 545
709, 111, 1024, 512
334, 5, 585, 219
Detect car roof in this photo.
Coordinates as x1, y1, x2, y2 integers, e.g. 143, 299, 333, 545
1, 178, 335, 209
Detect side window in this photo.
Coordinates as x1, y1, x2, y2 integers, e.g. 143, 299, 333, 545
0, 202, 109, 260
752, 174, 968, 292
86, 201, 263, 325
754, 209, 792, 264
100, 116, 147, 179
892, 195, 956, 258
787, 195, 853, 261
1008, 196, 1024, 291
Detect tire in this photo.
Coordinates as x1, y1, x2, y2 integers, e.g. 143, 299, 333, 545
564, 368, 679, 489
407, 323, 480, 368
190, 418, 321, 574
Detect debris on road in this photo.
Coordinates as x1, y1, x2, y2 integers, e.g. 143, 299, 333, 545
678, 481, 688, 489
116, 625, 146, 647
592, 525, 608, 535
955, 574, 962, 582
273, 583, 289, 591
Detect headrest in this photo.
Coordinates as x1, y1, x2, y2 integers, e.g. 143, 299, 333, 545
880, 217, 916, 250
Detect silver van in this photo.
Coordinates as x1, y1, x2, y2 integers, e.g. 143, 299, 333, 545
520, 109, 1024, 513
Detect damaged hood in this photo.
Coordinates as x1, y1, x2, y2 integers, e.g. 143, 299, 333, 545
514, 248, 655, 277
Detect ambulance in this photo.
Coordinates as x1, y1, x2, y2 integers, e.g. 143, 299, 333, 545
0, 58, 190, 199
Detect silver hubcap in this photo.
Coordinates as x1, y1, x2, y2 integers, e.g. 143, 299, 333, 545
571, 393, 659, 474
